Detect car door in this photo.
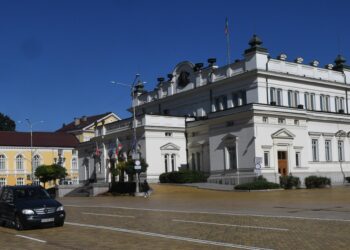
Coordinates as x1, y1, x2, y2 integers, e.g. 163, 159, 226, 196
1, 189, 15, 223
0, 188, 7, 221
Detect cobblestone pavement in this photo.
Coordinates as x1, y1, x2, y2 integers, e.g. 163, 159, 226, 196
0, 184, 349, 250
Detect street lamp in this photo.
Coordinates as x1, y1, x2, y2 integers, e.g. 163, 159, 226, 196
111, 74, 145, 194
19, 119, 44, 183
335, 130, 347, 183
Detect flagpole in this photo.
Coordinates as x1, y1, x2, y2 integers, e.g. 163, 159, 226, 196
225, 18, 231, 65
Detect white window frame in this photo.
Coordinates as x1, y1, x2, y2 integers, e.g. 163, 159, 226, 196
264, 151, 270, 167
325, 140, 332, 161
312, 139, 319, 161
295, 152, 301, 167
0, 177, 6, 186
16, 155, 24, 171
16, 177, 24, 186
338, 140, 345, 162
0, 154, 6, 170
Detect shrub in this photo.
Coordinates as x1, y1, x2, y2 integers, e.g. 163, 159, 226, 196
304, 176, 331, 189
159, 170, 207, 183
280, 175, 301, 189
235, 180, 280, 190
345, 177, 350, 183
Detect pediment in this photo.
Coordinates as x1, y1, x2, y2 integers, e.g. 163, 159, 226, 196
160, 143, 180, 151
221, 133, 238, 142
271, 128, 295, 139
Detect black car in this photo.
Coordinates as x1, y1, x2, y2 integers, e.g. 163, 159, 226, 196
0, 185, 65, 230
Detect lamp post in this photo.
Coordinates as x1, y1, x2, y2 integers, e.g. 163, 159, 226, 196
335, 130, 347, 183
111, 74, 144, 194
19, 119, 44, 183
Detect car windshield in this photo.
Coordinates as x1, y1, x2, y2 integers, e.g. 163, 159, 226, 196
14, 188, 50, 200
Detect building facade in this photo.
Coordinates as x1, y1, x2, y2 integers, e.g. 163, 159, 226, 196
0, 132, 79, 187
78, 35, 350, 185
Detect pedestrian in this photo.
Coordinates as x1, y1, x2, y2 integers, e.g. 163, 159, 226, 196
143, 180, 150, 198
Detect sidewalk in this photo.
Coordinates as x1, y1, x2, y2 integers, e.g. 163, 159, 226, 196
180, 182, 235, 191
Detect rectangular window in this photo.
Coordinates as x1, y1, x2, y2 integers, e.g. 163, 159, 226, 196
310, 94, 315, 110
294, 91, 299, 106
232, 93, 239, 107
0, 178, 6, 187
196, 152, 201, 171
288, 90, 293, 107
222, 95, 228, 109
241, 91, 247, 105
264, 152, 269, 167
304, 92, 309, 110
295, 152, 301, 167
215, 97, 220, 111
312, 139, 319, 161
226, 145, 237, 170
191, 153, 196, 171
278, 118, 285, 124
294, 120, 299, 125
277, 89, 282, 105
16, 178, 24, 186
338, 141, 344, 161
270, 87, 276, 103
0, 155, 5, 170
320, 95, 325, 111
263, 116, 268, 123
325, 96, 330, 111
325, 140, 332, 161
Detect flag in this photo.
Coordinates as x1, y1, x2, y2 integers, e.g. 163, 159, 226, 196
115, 138, 123, 159
95, 142, 100, 157
225, 17, 229, 35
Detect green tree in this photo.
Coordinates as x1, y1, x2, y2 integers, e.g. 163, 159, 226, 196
34, 164, 67, 187
0, 112, 16, 131
118, 157, 148, 182
35, 165, 53, 188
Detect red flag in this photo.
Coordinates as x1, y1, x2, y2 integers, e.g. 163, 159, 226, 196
95, 142, 100, 157
115, 138, 122, 158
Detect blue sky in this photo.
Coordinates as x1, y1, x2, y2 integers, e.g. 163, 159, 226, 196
0, 0, 349, 132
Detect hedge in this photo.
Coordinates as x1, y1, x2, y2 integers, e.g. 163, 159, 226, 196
234, 178, 280, 190
279, 175, 301, 189
304, 176, 331, 189
345, 177, 350, 183
159, 170, 207, 183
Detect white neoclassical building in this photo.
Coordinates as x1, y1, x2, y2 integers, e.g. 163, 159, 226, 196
79, 35, 350, 185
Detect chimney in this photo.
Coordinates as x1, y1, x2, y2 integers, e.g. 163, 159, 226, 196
74, 117, 80, 126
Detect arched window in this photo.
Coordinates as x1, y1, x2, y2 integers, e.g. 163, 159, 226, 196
16, 155, 24, 171
33, 155, 40, 169
72, 158, 78, 170
0, 154, 6, 170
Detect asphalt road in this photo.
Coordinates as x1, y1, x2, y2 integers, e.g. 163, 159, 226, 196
0, 184, 349, 250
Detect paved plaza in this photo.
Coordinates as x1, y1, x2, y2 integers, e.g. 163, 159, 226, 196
1, 184, 350, 250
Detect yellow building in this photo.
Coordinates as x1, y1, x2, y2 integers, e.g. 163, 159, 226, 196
56, 112, 120, 143
0, 131, 79, 187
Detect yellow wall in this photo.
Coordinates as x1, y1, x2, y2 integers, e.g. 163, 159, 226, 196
0, 147, 79, 187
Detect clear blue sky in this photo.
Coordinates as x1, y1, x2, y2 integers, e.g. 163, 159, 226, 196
1, 0, 349, 132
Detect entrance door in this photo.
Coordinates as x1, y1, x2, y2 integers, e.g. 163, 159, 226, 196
278, 151, 288, 176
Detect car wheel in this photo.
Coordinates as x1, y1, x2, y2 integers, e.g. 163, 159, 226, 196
15, 215, 24, 231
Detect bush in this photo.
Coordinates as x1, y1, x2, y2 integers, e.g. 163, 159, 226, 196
280, 175, 301, 189
345, 177, 350, 183
304, 176, 331, 189
235, 180, 280, 190
159, 170, 207, 183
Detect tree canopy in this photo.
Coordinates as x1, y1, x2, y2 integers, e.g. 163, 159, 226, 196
0, 112, 16, 131
35, 164, 68, 187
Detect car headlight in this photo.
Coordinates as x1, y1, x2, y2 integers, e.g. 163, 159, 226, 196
22, 209, 35, 215
56, 206, 64, 212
